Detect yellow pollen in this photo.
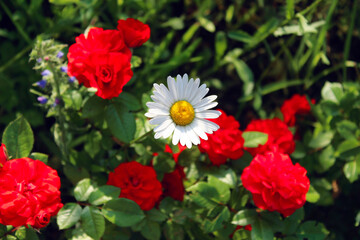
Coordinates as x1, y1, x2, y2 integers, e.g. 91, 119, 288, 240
170, 100, 195, 126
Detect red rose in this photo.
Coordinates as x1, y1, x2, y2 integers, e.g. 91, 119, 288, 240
67, 27, 133, 99
0, 144, 8, 167
162, 165, 186, 201
198, 110, 244, 166
107, 161, 162, 211
0, 158, 63, 227
241, 151, 310, 217
117, 18, 150, 48
244, 118, 295, 156
281, 94, 314, 126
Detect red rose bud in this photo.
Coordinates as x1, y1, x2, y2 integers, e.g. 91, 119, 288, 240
67, 27, 133, 99
33, 210, 50, 228
198, 109, 244, 166
244, 118, 295, 156
0, 158, 63, 227
107, 161, 162, 211
117, 18, 150, 48
281, 94, 315, 127
0, 144, 8, 167
162, 165, 186, 201
241, 151, 310, 217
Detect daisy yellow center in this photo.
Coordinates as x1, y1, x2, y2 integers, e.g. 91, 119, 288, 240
170, 100, 195, 126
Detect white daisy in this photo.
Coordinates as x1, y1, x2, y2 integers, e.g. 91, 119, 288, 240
145, 73, 221, 148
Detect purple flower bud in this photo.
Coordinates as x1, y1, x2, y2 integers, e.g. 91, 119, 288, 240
56, 51, 64, 58
68, 76, 76, 83
37, 96, 48, 104
36, 79, 47, 88
53, 97, 61, 107
41, 70, 51, 76
60, 66, 68, 73
36, 58, 42, 63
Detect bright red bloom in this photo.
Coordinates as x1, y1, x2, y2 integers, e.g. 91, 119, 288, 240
117, 18, 150, 48
198, 110, 244, 166
0, 144, 8, 167
241, 152, 310, 217
244, 118, 295, 156
281, 94, 314, 126
67, 27, 133, 99
107, 161, 162, 211
0, 158, 63, 227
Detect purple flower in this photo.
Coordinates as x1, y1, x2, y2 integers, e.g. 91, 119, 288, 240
36, 79, 47, 88
37, 96, 48, 104
57, 51, 64, 58
60, 66, 68, 73
53, 97, 61, 107
36, 58, 42, 63
41, 70, 51, 76
68, 76, 76, 83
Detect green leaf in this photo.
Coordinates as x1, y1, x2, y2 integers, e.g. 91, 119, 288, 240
227, 30, 252, 43
81, 206, 105, 240
84, 131, 102, 158
15, 227, 39, 240
164, 221, 184, 240
146, 209, 168, 223
116, 92, 142, 111
82, 96, 107, 119
316, 146, 336, 173
29, 152, 48, 164
2, 116, 34, 158
248, 17, 280, 49
286, 0, 294, 19
89, 185, 121, 206
308, 131, 334, 149
215, 31, 227, 63
57, 203, 82, 230
306, 185, 320, 203
130, 56, 142, 68
232, 60, 254, 96
242, 131, 268, 148
203, 207, 230, 233
251, 218, 274, 240
232, 209, 257, 226
336, 138, 360, 159
105, 103, 136, 143
63, 90, 82, 110
321, 81, 344, 104
207, 176, 231, 204
343, 160, 359, 183
153, 152, 176, 173
102, 198, 145, 227
140, 220, 161, 240
336, 120, 357, 139
296, 221, 329, 239
74, 178, 96, 202
209, 167, 237, 188
197, 16, 215, 32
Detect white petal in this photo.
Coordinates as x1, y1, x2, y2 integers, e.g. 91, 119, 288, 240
146, 102, 168, 111
162, 122, 176, 138
184, 78, 194, 99
190, 119, 208, 140
195, 102, 218, 112
196, 110, 221, 119
193, 95, 217, 109
172, 126, 181, 145
149, 115, 171, 125
153, 84, 172, 107
159, 83, 174, 104
147, 108, 170, 116
167, 76, 178, 101
154, 119, 173, 132
187, 78, 200, 102
176, 74, 184, 100
186, 125, 200, 145
196, 118, 220, 133
189, 84, 209, 105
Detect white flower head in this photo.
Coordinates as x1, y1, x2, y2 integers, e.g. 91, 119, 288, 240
145, 74, 221, 148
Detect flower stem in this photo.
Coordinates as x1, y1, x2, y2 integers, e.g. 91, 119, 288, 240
49, 62, 69, 162
122, 129, 153, 148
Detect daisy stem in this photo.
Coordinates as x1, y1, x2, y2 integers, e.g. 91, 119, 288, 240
124, 129, 153, 148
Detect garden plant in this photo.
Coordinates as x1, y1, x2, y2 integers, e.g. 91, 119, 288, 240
0, 0, 360, 239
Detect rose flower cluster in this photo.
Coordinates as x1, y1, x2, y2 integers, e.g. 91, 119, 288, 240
67, 18, 150, 99
0, 145, 63, 228
196, 96, 312, 219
